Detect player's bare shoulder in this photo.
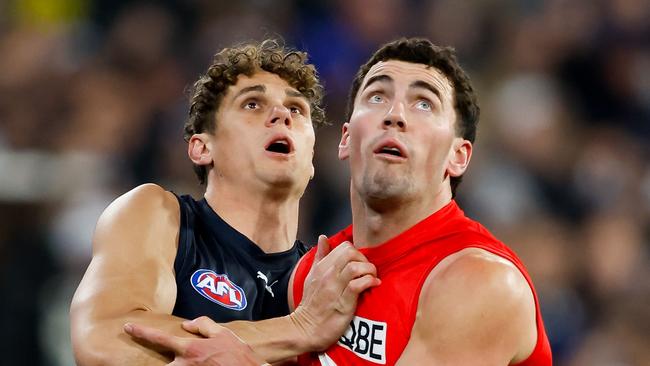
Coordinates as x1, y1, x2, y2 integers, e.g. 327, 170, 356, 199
429, 248, 531, 300
101, 183, 179, 227
412, 248, 537, 363
93, 183, 180, 256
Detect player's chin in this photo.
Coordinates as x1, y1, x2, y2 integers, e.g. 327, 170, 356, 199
260, 171, 300, 188
364, 171, 412, 196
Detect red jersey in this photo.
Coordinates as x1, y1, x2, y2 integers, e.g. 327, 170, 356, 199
293, 200, 552, 365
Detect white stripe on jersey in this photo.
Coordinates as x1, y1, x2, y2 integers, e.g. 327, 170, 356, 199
318, 353, 338, 366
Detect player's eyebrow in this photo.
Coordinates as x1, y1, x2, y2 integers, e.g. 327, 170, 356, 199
410, 80, 442, 103
362, 74, 393, 92
233, 84, 266, 99
286, 88, 308, 101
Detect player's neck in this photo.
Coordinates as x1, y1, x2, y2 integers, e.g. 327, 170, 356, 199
350, 186, 452, 248
204, 182, 300, 254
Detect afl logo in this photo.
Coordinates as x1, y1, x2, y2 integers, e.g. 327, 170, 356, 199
190, 269, 247, 311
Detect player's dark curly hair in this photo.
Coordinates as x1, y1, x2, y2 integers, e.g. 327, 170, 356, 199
346, 38, 480, 197
185, 39, 326, 185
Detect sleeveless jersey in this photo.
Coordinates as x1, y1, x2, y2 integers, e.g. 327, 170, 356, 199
172, 194, 308, 322
293, 200, 552, 365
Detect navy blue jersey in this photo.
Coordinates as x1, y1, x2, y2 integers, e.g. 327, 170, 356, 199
171, 194, 308, 322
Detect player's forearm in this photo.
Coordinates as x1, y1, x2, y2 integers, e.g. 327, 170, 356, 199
72, 310, 196, 366
223, 313, 312, 363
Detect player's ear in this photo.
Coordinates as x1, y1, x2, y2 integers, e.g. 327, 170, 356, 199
188, 133, 213, 166
308, 145, 315, 180
447, 138, 472, 178
309, 158, 315, 180
338, 123, 351, 160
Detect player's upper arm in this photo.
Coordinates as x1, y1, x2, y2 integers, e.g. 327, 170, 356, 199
70, 184, 180, 345
397, 248, 537, 365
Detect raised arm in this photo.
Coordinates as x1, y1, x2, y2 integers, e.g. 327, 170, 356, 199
70, 184, 195, 365
396, 248, 537, 365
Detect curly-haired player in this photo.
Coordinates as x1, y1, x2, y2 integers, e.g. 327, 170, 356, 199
71, 39, 380, 365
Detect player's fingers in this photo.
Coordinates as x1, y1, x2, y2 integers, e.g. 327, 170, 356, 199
349, 274, 382, 294
124, 323, 187, 354
305, 242, 375, 301
182, 316, 225, 338
314, 241, 360, 271
314, 235, 331, 263
307, 235, 336, 280
338, 274, 381, 311
338, 261, 378, 284
319, 241, 369, 275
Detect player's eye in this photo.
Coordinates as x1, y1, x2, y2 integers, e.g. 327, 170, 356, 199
369, 94, 384, 104
416, 100, 432, 111
290, 106, 302, 115
243, 101, 259, 110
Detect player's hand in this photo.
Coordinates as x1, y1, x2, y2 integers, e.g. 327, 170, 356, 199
180, 316, 227, 338
291, 235, 381, 351
124, 322, 267, 366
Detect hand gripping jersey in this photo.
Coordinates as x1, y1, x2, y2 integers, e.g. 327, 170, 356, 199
293, 200, 551, 365
172, 194, 307, 322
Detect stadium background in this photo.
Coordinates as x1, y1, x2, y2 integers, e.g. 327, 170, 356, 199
0, 0, 648, 365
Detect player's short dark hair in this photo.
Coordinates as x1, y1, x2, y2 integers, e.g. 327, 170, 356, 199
185, 39, 325, 185
346, 38, 479, 197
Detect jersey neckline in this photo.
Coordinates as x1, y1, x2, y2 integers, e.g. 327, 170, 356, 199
196, 197, 305, 262
336, 200, 465, 267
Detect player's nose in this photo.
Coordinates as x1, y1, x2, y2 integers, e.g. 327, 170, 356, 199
382, 101, 407, 130
266, 105, 292, 128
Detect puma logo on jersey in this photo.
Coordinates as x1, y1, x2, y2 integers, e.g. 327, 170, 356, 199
190, 269, 247, 311
256, 271, 278, 297
338, 315, 387, 364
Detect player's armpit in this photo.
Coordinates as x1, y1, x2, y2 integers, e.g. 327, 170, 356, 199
70, 184, 193, 366
396, 248, 537, 366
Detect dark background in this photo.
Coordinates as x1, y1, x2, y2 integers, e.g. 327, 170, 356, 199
0, 0, 648, 365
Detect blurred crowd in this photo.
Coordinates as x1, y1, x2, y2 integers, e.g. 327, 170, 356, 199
0, 0, 648, 365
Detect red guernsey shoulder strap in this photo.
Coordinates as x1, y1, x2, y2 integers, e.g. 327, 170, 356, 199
292, 247, 316, 309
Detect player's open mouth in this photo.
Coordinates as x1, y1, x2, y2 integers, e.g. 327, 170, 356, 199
377, 146, 403, 157
373, 138, 407, 159
265, 136, 294, 155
